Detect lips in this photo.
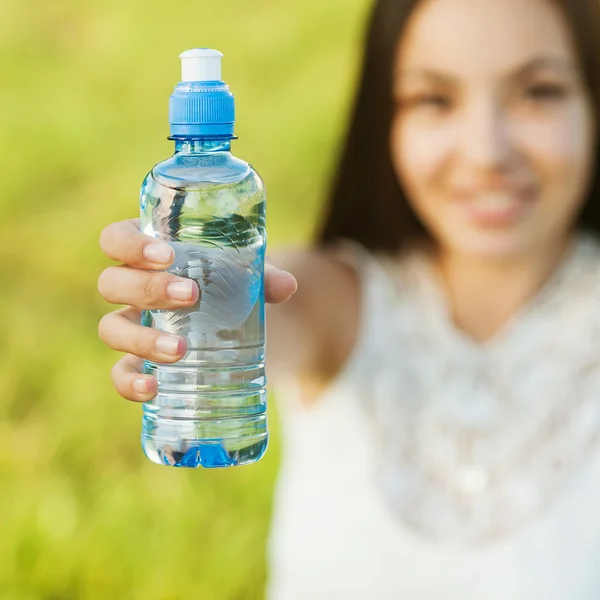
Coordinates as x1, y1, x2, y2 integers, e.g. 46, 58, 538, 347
451, 188, 535, 227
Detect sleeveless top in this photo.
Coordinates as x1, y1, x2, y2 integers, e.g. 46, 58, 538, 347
266, 232, 600, 600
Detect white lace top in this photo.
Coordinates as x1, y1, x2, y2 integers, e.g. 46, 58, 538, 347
267, 232, 600, 600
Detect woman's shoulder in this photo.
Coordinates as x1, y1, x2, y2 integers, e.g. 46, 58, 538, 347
270, 243, 363, 316
267, 243, 362, 388
270, 239, 403, 323
268, 240, 411, 392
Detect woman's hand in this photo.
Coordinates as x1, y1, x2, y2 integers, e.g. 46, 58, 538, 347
97, 218, 297, 403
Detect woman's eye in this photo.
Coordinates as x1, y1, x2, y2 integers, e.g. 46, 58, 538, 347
524, 83, 567, 102
404, 94, 452, 111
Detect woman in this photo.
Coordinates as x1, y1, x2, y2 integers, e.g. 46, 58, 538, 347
98, 0, 600, 597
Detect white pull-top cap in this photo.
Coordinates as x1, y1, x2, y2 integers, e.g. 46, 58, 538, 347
179, 48, 223, 82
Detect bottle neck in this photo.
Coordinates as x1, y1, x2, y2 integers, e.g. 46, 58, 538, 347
174, 139, 231, 154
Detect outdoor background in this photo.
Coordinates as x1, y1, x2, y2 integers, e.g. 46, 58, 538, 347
0, 0, 372, 598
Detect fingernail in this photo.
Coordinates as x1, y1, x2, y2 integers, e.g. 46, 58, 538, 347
143, 242, 173, 264
133, 378, 149, 394
155, 335, 183, 356
167, 280, 194, 301
281, 270, 298, 293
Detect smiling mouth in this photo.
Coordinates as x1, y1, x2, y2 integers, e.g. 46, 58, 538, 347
452, 189, 536, 227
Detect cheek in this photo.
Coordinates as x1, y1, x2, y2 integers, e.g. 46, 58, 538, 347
391, 116, 454, 191
513, 106, 595, 199
390, 115, 456, 224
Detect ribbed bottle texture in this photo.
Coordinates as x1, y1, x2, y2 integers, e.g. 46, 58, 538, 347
169, 92, 235, 126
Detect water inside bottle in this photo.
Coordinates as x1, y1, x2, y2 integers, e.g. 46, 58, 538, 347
140, 182, 267, 468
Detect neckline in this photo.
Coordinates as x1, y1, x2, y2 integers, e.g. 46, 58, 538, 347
404, 233, 587, 353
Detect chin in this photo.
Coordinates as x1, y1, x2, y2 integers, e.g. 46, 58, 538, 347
445, 228, 539, 262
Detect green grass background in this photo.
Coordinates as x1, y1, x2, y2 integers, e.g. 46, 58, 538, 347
0, 0, 371, 598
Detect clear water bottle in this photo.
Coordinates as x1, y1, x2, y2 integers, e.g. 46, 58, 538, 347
139, 49, 267, 468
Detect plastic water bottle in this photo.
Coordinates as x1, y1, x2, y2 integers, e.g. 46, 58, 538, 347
139, 49, 267, 468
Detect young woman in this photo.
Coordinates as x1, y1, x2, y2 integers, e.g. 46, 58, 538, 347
98, 0, 600, 597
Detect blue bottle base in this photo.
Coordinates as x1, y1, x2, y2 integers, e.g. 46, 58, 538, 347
141, 431, 268, 468
140, 353, 268, 468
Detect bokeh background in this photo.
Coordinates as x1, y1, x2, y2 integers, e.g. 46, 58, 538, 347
0, 0, 372, 598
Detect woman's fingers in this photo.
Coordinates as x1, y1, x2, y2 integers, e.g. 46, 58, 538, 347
98, 265, 200, 310
110, 353, 158, 402
98, 257, 295, 310
265, 263, 297, 303
99, 218, 298, 405
99, 217, 199, 310
98, 306, 187, 363
99, 218, 175, 270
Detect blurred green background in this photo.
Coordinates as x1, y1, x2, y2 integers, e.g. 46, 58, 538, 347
0, 0, 370, 598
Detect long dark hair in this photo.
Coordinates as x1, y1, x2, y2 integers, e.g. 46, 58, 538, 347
318, 0, 600, 254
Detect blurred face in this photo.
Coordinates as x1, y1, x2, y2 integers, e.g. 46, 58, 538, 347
391, 0, 596, 261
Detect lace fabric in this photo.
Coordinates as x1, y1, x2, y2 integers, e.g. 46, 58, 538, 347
366, 233, 600, 543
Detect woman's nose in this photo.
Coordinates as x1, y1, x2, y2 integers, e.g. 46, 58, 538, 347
458, 100, 512, 170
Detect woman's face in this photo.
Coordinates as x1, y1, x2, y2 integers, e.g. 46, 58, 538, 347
391, 0, 596, 261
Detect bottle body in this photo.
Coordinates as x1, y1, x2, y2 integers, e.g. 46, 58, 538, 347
140, 140, 267, 468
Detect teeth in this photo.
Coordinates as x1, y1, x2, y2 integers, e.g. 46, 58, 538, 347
470, 193, 518, 210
